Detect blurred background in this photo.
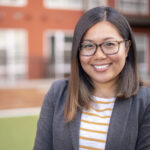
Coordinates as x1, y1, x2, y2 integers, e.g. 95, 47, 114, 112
0, 0, 150, 149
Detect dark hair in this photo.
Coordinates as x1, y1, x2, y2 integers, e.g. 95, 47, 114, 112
64, 6, 140, 122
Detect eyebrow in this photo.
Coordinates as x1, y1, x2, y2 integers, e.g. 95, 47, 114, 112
83, 37, 116, 42
103, 37, 117, 41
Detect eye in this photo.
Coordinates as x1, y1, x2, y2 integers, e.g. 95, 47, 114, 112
81, 43, 95, 49
104, 41, 117, 47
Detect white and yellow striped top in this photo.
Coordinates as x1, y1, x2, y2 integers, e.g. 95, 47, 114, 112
79, 96, 115, 150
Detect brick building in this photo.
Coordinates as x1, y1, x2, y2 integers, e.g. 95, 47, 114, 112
0, 0, 150, 82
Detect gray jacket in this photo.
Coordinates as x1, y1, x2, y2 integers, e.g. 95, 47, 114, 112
33, 79, 150, 150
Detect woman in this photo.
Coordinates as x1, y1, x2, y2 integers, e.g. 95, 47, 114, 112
33, 6, 150, 150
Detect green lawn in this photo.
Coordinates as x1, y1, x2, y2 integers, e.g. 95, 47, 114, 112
0, 116, 39, 150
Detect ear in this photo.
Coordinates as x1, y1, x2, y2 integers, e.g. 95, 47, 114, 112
125, 40, 131, 58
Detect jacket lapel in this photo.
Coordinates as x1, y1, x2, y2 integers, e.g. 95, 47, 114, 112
69, 97, 132, 150
105, 97, 132, 150
69, 109, 81, 150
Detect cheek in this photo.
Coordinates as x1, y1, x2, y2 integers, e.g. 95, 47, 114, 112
110, 55, 122, 62
110, 49, 127, 62
80, 56, 90, 66
109, 53, 127, 68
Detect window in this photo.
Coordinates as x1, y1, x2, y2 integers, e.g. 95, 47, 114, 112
44, 30, 73, 78
0, 29, 28, 82
83, 0, 107, 10
116, 0, 149, 15
44, 0, 82, 10
0, 50, 7, 66
134, 33, 148, 78
0, 0, 27, 7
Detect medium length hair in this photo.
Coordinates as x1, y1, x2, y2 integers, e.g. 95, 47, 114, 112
64, 6, 140, 122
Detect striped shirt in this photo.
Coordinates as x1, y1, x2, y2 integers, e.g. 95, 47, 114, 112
79, 96, 115, 150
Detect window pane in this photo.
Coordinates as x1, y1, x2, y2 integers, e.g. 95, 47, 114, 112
44, 0, 82, 9
45, 31, 73, 78
50, 35, 55, 64
0, 49, 7, 65
0, 29, 27, 81
0, 0, 27, 6
137, 50, 144, 63
64, 35, 72, 64
134, 33, 148, 77
65, 36, 73, 43
117, 0, 149, 14
64, 50, 71, 64
83, 0, 107, 10
48, 35, 55, 78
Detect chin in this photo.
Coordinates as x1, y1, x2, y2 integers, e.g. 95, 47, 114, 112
93, 76, 117, 85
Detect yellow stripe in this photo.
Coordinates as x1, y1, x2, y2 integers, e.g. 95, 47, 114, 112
83, 112, 111, 118
81, 119, 109, 126
80, 136, 106, 143
80, 127, 107, 134
80, 145, 104, 150
90, 106, 113, 112
93, 100, 115, 104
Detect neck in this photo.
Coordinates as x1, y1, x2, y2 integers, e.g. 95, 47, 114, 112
93, 80, 117, 98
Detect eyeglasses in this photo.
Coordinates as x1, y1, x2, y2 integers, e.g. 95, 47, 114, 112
79, 40, 127, 56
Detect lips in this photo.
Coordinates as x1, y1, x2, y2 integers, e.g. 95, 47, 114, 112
92, 63, 111, 71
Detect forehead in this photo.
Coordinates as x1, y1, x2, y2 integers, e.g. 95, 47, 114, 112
83, 21, 123, 41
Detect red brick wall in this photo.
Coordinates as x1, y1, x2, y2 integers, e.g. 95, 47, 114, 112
0, 0, 149, 78
0, 0, 83, 79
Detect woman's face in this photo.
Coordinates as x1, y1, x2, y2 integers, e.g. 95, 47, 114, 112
79, 21, 129, 87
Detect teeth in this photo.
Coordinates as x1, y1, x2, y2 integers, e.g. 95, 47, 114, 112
94, 64, 109, 69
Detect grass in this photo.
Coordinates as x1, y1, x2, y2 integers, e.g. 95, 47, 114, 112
0, 116, 39, 150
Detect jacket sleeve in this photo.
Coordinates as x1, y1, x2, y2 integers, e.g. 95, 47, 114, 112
136, 99, 150, 149
33, 83, 55, 150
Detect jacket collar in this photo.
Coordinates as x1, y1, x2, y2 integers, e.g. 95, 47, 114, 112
105, 98, 132, 150
69, 98, 132, 150
69, 109, 81, 150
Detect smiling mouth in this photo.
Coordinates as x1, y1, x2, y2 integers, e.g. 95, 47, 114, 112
92, 64, 111, 71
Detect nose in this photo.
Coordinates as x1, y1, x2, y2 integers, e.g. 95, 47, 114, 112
94, 46, 107, 59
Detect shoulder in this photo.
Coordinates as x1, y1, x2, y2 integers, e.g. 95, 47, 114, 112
133, 86, 150, 113
134, 86, 150, 149
46, 79, 68, 103
138, 85, 150, 95
50, 79, 68, 92
135, 86, 150, 103
40, 79, 68, 117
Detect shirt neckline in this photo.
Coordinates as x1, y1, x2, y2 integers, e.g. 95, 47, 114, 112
93, 96, 116, 102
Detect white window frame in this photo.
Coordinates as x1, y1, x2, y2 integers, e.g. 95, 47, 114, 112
116, 0, 149, 15
0, 29, 28, 82
83, 0, 107, 11
0, 0, 27, 7
43, 30, 73, 78
134, 33, 149, 78
43, 0, 83, 10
